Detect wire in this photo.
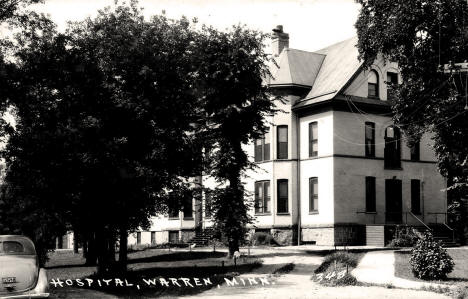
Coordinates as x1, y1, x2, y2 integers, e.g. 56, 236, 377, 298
332, 107, 467, 147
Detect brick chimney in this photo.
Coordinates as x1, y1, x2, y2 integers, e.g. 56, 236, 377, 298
272, 25, 289, 56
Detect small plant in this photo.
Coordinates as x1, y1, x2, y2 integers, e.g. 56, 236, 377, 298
387, 225, 418, 247
410, 232, 454, 280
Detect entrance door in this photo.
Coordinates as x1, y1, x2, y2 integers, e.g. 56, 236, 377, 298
385, 179, 402, 223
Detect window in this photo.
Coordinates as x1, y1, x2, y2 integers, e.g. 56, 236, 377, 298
169, 231, 179, 243
387, 72, 398, 84
384, 126, 401, 169
277, 179, 288, 213
365, 176, 376, 212
168, 194, 179, 218
136, 232, 141, 245
387, 72, 398, 101
368, 70, 379, 98
411, 179, 421, 214
255, 181, 270, 214
151, 232, 156, 245
277, 125, 288, 159
309, 177, 318, 213
410, 141, 420, 161
183, 197, 193, 219
254, 130, 270, 162
365, 122, 375, 157
309, 122, 318, 157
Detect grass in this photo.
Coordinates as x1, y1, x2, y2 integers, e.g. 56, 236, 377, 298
311, 251, 364, 286
47, 248, 266, 298
394, 248, 468, 298
394, 248, 468, 284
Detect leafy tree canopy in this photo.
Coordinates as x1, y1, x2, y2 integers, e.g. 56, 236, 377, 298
355, 0, 468, 194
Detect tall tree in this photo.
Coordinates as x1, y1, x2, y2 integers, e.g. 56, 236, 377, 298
195, 26, 275, 256
0, 4, 202, 271
355, 0, 468, 241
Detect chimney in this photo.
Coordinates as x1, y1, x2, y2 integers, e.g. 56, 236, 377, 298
272, 25, 289, 56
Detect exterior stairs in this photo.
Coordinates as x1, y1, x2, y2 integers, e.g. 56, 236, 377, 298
412, 224, 460, 247
189, 228, 214, 246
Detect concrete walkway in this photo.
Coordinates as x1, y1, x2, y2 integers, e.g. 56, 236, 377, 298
181, 251, 450, 299
352, 250, 455, 290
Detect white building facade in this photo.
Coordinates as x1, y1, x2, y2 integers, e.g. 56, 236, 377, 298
129, 26, 447, 247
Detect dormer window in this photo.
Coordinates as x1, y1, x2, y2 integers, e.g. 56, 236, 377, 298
368, 70, 379, 98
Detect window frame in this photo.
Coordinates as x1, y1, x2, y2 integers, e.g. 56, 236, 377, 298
183, 196, 193, 219
309, 122, 318, 157
254, 130, 270, 162
410, 141, 420, 161
277, 179, 289, 214
365, 122, 375, 157
309, 177, 319, 213
384, 126, 401, 169
151, 231, 156, 245
277, 125, 288, 159
368, 70, 380, 99
365, 176, 376, 213
254, 180, 271, 214
411, 179, 421, 214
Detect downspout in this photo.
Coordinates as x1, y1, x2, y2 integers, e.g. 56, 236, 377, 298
296, 112, 301, 245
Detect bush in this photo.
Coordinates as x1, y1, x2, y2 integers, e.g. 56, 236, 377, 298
387, 226, 418, 247
315, 251, 358, 273
410, 232, 454, 280
251, 232, 279, 246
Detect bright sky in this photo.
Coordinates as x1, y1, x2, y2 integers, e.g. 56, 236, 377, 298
31, 0, 361, 52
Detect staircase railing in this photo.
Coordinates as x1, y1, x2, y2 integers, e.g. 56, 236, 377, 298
427, 212, 455, 242
408, 212, 432, 233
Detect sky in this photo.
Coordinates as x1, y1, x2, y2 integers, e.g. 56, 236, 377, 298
30, 0, 361, 53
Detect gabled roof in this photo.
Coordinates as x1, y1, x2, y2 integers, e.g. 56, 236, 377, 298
267, 36, 364, 110
268, 48, 325, 88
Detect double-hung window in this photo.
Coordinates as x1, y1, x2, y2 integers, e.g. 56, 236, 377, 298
365, 122, 375, 157
277, 126, 288, 159
410, 141, 420, 161
255, 181, 270, 214
368, 70, 379, 98
309, 177, 318, 213
254, 130, 270, 162
277, 179, 288, 214
411, 179, 421, 214
365, 176, 376, 212
309, 122, 318, 157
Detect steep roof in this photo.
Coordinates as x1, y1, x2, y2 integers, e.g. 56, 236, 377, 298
268, 48, 325, 88
267, 36, 363, 110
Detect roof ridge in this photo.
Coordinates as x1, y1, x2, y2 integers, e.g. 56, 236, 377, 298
315, 36, 357, 53
284, 48, 326, 56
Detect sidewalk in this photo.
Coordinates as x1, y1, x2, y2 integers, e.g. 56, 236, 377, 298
352, 250, 456, 290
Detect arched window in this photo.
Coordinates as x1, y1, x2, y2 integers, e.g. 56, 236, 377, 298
384, 126, 401, 169
368, 70, 379, 98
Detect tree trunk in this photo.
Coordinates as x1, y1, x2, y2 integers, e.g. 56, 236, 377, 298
118, 225, 128, 272
85, 232, 97, 266
73, 232, 79, 254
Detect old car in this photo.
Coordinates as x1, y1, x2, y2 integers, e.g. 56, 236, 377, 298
0, 235, 49, 298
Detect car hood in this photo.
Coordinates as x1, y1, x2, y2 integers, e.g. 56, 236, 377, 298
0, 255, 38, 295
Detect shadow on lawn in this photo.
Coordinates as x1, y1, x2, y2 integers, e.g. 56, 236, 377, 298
128, 251, 226, 264
85, 261, 264, 297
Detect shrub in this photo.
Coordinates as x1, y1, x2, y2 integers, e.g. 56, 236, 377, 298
409, 232, 454, 280
387, 226, 418, 247
315, 251, 358, 273
251, 232, 279, 246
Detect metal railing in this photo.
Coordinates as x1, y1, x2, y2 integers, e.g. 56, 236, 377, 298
427, 212, 455, 242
